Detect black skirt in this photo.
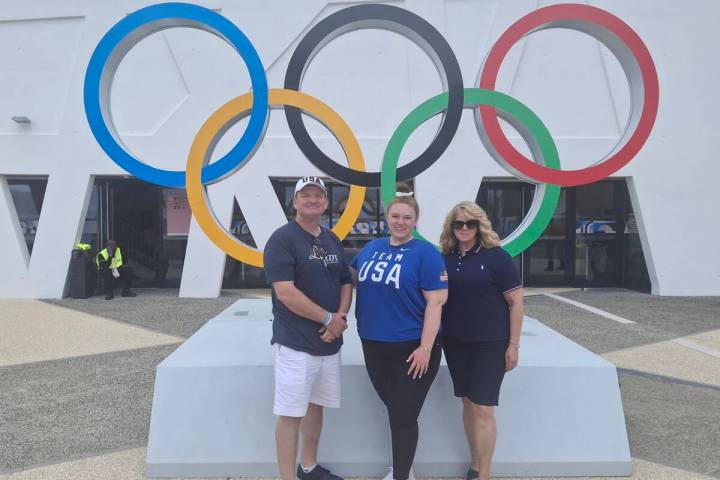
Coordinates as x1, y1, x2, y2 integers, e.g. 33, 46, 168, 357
442, 338, 508, 406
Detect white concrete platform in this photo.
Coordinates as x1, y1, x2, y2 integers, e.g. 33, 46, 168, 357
146, 299, 631, 478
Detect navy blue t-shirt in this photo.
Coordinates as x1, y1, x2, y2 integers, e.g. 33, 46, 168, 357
264, 221, 352, 356
441, 245, 521, 342
351, 238, 448, 342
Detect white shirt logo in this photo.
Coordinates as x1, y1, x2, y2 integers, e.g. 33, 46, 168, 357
309, 245, 339, 266
358, 260, 402, 289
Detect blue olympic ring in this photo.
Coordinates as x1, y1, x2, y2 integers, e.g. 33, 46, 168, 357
83, 2, 269, 187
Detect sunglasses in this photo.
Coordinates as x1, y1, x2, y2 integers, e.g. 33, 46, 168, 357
452, 219, 479, 230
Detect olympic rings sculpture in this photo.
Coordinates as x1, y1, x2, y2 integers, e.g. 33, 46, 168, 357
84, 2, 659, 267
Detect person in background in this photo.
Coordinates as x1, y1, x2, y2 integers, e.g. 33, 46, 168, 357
96, 239, 135, 300
439, 201, 523, 480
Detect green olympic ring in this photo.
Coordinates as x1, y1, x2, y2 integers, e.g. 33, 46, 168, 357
381, 88, 561, 257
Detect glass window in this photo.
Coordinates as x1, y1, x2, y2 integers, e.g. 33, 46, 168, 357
478, 181, 524, 239
229, 200, 257, 248
575, 181, 620, 285
80, 186, 100, 248
524, 189, 569, 283
223, 201, 266, 288
342, 187, 384, 245
7, 178, 48, 255
157, 187, 190, 288
622, 183, 650, 291
477, 180, 524, 275
162, 188, 191, 238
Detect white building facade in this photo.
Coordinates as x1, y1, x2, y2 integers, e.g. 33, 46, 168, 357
1, 0, 718, 298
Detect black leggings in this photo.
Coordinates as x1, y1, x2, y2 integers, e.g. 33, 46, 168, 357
361, 339, 441, 480
101, 265, 133, 295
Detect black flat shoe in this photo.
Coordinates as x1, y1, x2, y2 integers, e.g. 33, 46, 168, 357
466, 468, 479, 480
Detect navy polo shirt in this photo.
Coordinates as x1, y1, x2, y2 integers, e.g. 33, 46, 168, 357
264, 221, 352, 356
441, 245, 521, 342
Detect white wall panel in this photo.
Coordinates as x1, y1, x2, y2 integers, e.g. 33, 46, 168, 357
0, 0, 717, 297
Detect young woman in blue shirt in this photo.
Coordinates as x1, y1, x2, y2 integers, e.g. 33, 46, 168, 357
350, 190, 448, 480
439, 201, 524, 480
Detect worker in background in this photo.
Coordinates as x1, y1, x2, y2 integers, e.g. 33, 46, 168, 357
96, 239, 136, 300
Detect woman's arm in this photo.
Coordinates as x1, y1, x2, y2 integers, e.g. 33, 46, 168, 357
407, 288, 448, 379
504, 287, 524, 371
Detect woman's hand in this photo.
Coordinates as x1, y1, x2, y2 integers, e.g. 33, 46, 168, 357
505, 344, 519, 371
407, 346, 431, 379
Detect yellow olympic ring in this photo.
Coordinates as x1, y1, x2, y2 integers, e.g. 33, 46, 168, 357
186, 88, 367, 267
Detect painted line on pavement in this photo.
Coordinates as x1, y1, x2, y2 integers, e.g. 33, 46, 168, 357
544, 293, 636, 324
618, 368, 720, 392
672, 338, 720, 360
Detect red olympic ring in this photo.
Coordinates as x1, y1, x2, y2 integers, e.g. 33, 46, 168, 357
477, 3, 659, 187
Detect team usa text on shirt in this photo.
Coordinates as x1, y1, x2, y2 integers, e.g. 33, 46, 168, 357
357, 251, 405, 289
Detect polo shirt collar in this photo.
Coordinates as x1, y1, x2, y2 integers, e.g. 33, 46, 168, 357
453, 242, 483, 256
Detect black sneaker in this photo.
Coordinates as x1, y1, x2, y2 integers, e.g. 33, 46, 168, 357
465, 468, 479, 480
297, 464, 344, 480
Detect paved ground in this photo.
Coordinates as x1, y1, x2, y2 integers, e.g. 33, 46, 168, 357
523, 290, 720, 478
0, 288, 718, 479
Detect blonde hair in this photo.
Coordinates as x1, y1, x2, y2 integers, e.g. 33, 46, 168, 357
439, 201, 500, 254
385, 182, 419, 219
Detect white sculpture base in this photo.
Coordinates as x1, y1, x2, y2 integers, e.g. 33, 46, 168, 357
146, 299, 631, 478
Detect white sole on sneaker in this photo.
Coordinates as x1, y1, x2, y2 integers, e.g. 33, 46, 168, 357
382, 466, 415, 480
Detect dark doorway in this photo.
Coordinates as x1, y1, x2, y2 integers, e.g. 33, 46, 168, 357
477, 178, 649, 291
86, 178, 188, 288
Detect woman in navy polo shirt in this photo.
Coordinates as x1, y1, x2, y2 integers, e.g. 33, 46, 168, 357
350, 189, 448, 480
439, 201, 524, 480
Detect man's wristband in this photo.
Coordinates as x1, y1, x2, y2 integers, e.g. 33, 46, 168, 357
509, 339, 520, 348
323, 311, 333, 326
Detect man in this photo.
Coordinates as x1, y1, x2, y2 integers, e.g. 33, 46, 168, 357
264, 176, 352, 480
96, 239, 136, 300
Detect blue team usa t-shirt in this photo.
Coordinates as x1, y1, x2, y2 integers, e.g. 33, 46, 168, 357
351, 238, 448, 342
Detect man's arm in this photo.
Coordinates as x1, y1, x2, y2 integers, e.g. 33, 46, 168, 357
339, 283, 352, 314
272, 281, 347, 336
96, 253, 109, 269
318, 282, 353, 343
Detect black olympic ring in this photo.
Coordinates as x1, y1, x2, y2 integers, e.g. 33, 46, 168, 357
284, 3, 464, 187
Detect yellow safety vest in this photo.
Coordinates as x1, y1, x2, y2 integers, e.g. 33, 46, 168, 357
96, 247, 123, 269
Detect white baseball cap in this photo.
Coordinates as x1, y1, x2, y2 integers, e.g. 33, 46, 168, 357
294, 176, 327, 196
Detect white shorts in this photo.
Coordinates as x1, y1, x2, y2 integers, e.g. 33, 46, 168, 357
273, 344, 342, 417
